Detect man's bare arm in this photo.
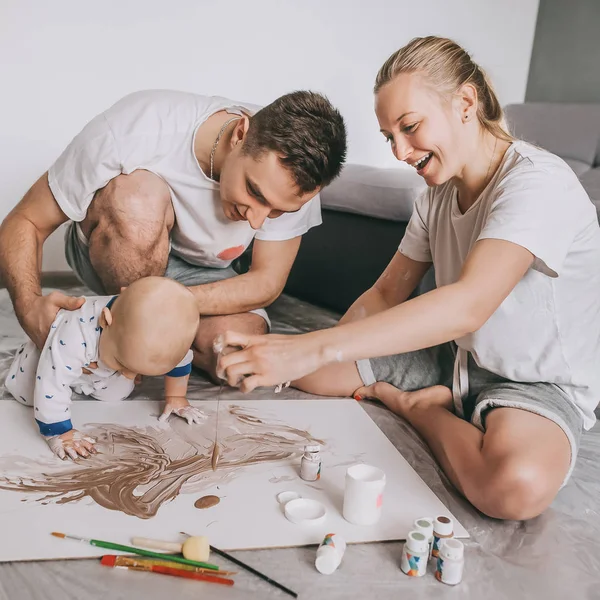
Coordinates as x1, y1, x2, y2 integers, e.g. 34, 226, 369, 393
188, 237, 301, 314
0, 172, 84, 347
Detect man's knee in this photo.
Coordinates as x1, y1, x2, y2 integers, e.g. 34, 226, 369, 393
85, 170, 174, 250
192, 313, 267, 381
193, 313, 267, 353
475, 458, 558, 520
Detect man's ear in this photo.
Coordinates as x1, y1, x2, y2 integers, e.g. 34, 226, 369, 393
99, 307, 113, 328
230, 115, 250, 147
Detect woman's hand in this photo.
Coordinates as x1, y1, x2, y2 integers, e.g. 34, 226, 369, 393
218, 331, 329, 393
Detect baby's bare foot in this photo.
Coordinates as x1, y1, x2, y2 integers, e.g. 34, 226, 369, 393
354, 382, 453, 419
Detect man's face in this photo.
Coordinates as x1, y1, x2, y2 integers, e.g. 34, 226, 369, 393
218, 147, 318, 230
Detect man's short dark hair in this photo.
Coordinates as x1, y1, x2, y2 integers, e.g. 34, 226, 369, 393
243, 91, 347, 194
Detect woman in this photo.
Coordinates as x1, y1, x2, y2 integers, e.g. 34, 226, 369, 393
219, 37, 600, 520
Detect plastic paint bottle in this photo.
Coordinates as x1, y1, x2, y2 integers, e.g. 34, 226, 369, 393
400, 531, 429, 577
413, 517, 434, 558
315, 533, 346, 575
300, 444, 322, 481
431, 515, 454, 558
435, 538, 464, 585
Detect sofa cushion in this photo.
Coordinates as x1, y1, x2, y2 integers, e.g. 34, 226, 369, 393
504, 103, 600, 168
321, 164, 426, 222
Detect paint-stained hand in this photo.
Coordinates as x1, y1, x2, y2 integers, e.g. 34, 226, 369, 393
218, 331, 326, 392
45, 429, 97, 461
159, 397, 207, 425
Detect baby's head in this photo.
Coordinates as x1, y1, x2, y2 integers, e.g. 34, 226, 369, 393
98, 277, 199, 379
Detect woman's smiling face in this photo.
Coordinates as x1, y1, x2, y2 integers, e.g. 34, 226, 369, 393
375, 72, 467, 186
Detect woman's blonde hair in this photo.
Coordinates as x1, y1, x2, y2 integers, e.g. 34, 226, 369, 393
375, 36, 513, 142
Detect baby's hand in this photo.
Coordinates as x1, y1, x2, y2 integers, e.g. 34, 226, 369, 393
45, 429, 97, 461
159, 397, 207, 425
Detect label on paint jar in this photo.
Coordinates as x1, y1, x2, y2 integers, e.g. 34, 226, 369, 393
300, 445, 322, 481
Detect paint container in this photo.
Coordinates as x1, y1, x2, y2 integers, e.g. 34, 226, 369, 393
300, 444, 322, 481
284, 498, 327, 525
315, 533, 347, 575
400, 531, 430, 577
435, 538, 464, 585
413, 517, 434, 558
342, 464, 386, 526
431, 516, 454, 558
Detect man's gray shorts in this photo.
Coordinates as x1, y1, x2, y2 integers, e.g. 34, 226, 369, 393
357, 342, 583, 482
64, 222, 270, 327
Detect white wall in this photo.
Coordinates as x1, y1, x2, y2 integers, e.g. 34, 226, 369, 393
0, 0, 540, 271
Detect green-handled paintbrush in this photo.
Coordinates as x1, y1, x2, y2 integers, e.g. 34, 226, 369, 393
51, 532, 220, 571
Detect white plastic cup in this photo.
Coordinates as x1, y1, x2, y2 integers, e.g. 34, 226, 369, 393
342, 464, 386, 525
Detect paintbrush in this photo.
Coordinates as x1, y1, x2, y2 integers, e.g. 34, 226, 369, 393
100, 555, 234, 586
211, 336, 225, 471
51, 533, 220, 570
181, 532, 298, 598
102, 554, 237, 575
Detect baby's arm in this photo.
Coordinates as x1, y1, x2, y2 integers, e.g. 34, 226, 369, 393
34, 320, 96, 459
159, 350, 206, 425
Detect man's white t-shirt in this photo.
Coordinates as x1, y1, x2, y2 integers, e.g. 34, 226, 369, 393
48, 90, 322, 268
399, 141, 600, 429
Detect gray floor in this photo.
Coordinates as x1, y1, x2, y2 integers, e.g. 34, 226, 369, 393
0, 284, 599, 600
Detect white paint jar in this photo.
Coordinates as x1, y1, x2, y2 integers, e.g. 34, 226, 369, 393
342, 463, 386, 526
315, 533, 347, 575
435, 538, 464, 585
413, 517, 434, 558
300, 444, 322, 481
400, 530, 429, 577
431, 515, 454, 558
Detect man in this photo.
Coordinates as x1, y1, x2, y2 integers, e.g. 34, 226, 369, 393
0, 89, 347, 380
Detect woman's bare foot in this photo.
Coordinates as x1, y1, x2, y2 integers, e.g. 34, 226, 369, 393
354, 382, 453, 419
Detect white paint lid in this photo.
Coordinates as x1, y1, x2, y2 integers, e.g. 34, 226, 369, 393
276, 491, 302, 505
305, 444, 321, 452
440, 538, 464, 560
284, 498, 327, 524
434, 515, 454, 535
406, 530, 430, 554
413, 517, 434, 537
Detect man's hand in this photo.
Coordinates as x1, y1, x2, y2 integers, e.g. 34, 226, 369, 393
45, 429, 97, 461
20, 292, 85, 349
159, 397, 207, 425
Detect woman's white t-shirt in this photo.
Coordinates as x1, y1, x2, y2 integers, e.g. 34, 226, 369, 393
48, 90, 322, 268
400, 141, 600, 429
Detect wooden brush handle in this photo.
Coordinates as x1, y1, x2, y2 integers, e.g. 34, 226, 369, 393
131, 537, 183, 553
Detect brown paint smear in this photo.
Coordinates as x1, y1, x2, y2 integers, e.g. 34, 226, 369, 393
194, 495, 220, 509
0, 405, 324, 520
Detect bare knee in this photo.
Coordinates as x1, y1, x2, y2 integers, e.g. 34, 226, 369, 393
473, 459, 559, 520
85, 171, 174, 290
192, 313, 267, 381
88, 171, 173, 245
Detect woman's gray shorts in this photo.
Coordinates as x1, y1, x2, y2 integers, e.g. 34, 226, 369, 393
357, 342, 583, 482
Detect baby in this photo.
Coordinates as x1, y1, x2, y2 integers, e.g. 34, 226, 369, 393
5, 276, 204, 461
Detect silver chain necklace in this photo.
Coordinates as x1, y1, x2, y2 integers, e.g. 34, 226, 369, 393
209, 116, 242, 182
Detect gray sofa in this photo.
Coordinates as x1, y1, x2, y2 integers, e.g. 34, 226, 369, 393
285, 102, 600, 311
